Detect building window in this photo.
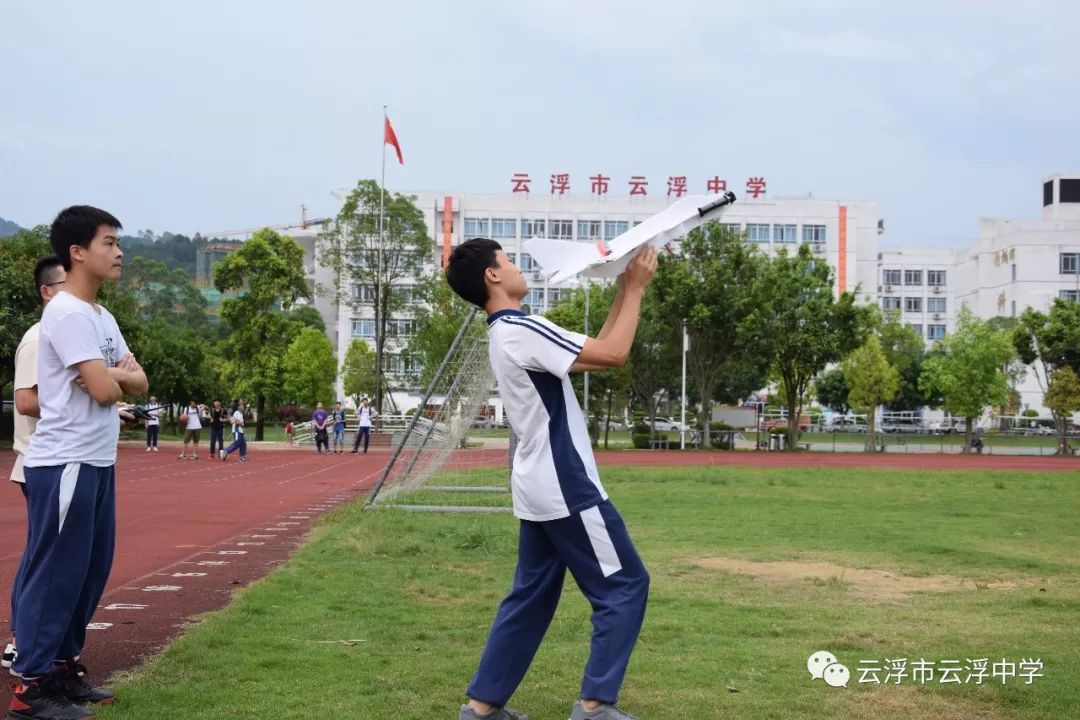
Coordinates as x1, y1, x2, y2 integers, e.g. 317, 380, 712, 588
522, 219, 546, 239
1061, 253, 1079, 274
904, 297, 923, 313
927, 297, 946, 313
463, 217, 489, 238
907, 323, 924, 338
927, 270, 946, 286
491, 218, 517, 239
882, 296, 902, 310
802, 225, 827, 246
548, 288, 567, 304
578, 220, 601, 244
386, 319, 416, 338
1060, 290, 1080, 302
519, 253, 539, 271
550, 219, 573, 240
721, 223, 742, 235
746, 224, 771, 243
772, 224, 797, 243
604, 220, 629, 240
523, 288, 544, 310
351, 319, 374, 338
351, 285, 376, 303
882, 269, 902, 286
927, 324, 946, 341
904, 270, 923, 286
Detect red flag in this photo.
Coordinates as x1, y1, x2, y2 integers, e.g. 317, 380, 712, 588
384, 115, 404, 165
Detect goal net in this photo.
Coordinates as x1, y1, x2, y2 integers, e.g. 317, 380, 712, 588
365, 309, 514, 512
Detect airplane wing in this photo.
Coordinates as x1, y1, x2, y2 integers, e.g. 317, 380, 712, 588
523, 192, 736, 284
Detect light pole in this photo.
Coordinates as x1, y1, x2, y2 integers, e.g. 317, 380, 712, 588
584, 281, 590, 423
680, 319, 688, 449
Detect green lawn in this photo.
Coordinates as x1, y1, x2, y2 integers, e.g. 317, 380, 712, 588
92, 466, 1080, 719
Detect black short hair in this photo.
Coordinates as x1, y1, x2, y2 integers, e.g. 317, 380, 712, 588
50, 205, 123, 271
446, 238, 502, 308
33, 256, 64, 302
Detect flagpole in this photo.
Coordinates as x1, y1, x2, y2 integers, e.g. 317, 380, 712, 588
376, 105, 387, 413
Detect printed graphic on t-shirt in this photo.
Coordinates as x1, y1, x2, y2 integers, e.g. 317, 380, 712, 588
102, 336, 118, 367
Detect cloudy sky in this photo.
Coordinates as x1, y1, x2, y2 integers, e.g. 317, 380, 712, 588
2, 1, 1078, 246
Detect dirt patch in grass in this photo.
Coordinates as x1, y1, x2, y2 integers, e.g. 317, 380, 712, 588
693, 556, 1024, 601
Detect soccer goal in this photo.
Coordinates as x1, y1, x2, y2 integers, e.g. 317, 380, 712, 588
365, 308, 514, 512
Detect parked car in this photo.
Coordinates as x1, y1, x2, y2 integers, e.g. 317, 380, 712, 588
596, 417, 625, 432
643, 417, 686, 432
763, 418, 811, 432
826, 417, 866, 433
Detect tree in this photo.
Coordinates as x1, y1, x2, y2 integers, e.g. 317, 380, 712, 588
545, 282, 633, 446
751, 245, 868, 450
1013, 300, 1080, 454
283, 327, 338, 405
214, 228, 310, 440
0, 227, 51, 405
288, 304, 327, 334
920, 307, 1015, 452
627, 290, 680, 437
878, 309, 930, 411
320, 180, 432, 412
652, 224, 770, 447
815, 368, 850, 413
408, 269, 475, 388
341, 339, 378, 407
843, 336, 900, 451
1043, 366, 1080, 454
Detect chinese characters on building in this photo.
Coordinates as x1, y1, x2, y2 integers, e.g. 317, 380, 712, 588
510, 173, 767, 198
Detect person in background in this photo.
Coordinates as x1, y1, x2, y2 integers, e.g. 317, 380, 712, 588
179, 398, 203, 460
5, 256, 66, 673
144, 394, 163, 452
331, 401, 348, 454
207, 399, 228, 459
351, 396, 378, 454
220, 399, 248, 462
312, 401, 330, 454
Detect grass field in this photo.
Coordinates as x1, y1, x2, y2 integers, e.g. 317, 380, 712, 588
97, 466, 1080, 720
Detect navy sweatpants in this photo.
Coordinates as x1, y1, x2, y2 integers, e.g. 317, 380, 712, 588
467, 500, 650, 706
14, 464, 116, 679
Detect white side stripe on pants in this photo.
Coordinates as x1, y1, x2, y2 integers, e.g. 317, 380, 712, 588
57, 463, 81, 534
580, 506, 623, 577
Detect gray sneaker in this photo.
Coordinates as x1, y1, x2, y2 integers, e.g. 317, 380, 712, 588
459, 704, 529, 720
570, 701, 640, 720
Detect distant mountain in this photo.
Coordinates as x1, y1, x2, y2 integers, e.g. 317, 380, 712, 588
0, 216, 22, 238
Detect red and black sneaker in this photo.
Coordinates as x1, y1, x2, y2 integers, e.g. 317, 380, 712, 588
7, 670, 93, 720
54, 661, 113, 706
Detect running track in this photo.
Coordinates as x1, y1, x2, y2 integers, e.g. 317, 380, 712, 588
0, 443, 1075, 693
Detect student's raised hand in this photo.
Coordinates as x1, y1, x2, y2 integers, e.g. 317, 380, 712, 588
623, 246, 658, 291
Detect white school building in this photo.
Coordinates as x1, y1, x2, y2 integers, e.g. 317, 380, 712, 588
286, 173, 1080, 415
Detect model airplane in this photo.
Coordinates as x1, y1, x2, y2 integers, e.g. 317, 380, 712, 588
522, 191, 736, 283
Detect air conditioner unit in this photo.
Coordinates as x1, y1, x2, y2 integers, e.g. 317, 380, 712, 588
932, 285, 943, 293
932, 313, 942, 320
884, 285, 893, 292
531, 271, 545, 281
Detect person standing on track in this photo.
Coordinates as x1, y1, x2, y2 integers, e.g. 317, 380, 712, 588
144, 394, 163, 452
220, 399, 248, 463
445, 239, 656, 720
350, 396, 378, 454
178, 398, 203, 460
12, 206, 148, 720
331, 401, 348, 454
207, 399, 228, 459
312, 401, 330, 454
5, 256, 66, 673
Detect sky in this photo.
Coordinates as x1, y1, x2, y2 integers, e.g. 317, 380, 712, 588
2, 1, 1079, 247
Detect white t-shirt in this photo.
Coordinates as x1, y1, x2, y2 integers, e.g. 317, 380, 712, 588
231, 410, 245, 436
184, 407, 202, 430
486, 309, 606, 521
25, 292, 129, 469
146, 402, 162, 426
358, 406, 376, 428
10, 323, 40, 483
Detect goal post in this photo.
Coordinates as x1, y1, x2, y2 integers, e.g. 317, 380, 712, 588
365, 309, 514, 513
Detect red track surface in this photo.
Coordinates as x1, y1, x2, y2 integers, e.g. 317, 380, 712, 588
0, 443, 1074, 695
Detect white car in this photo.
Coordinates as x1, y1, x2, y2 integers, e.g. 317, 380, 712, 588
644, 417, 685, 432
